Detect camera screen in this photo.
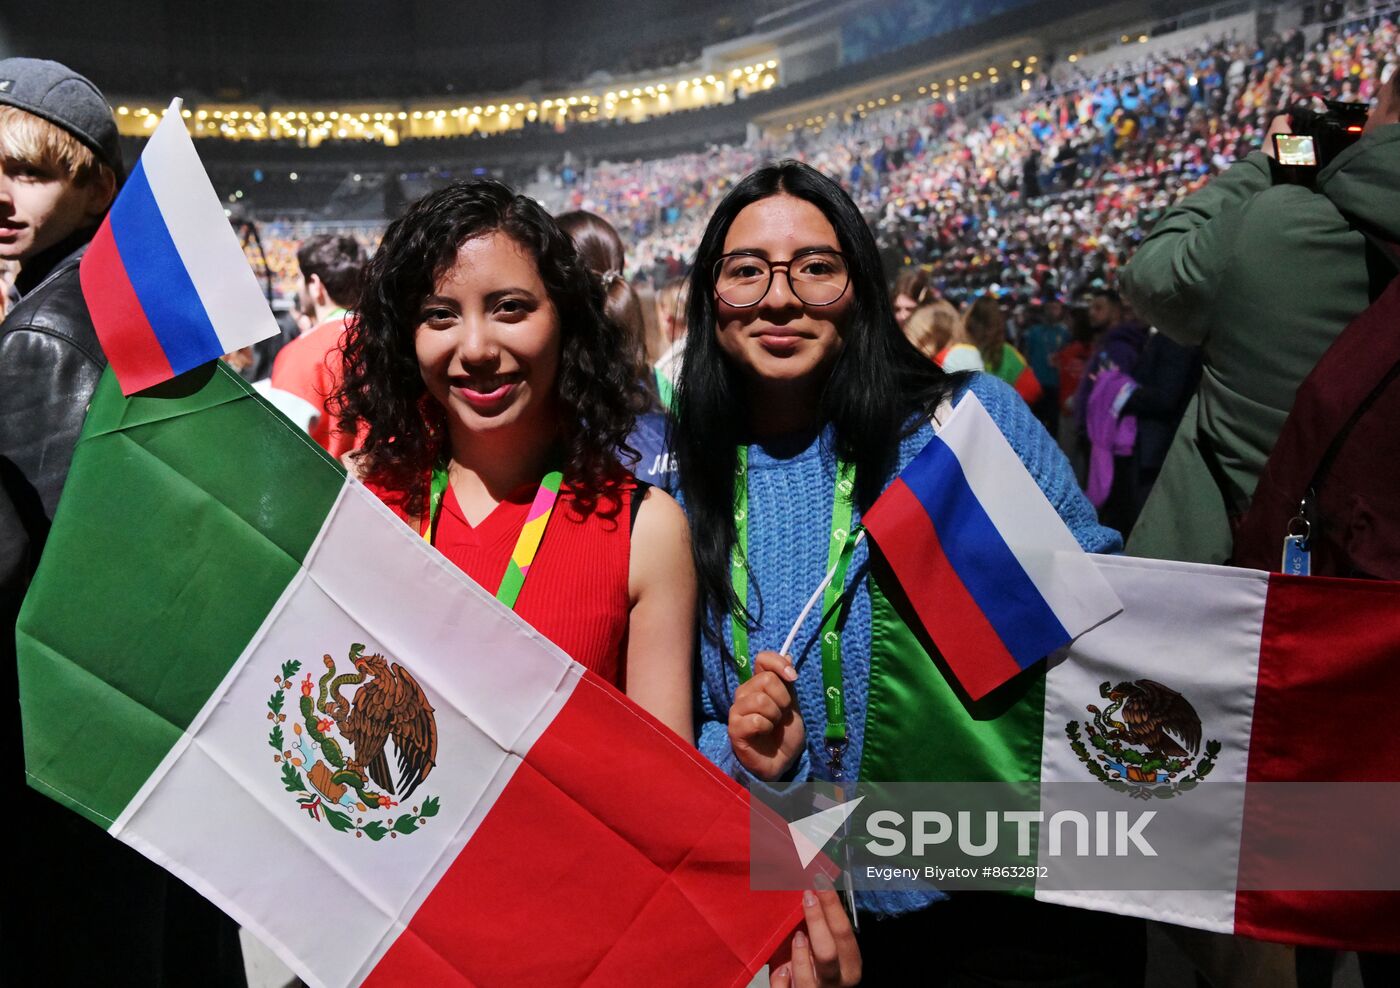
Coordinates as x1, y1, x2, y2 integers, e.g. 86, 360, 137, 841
1275, 134, 1318, 167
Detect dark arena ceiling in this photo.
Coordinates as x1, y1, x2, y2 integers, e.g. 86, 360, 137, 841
0, 0, 758, 101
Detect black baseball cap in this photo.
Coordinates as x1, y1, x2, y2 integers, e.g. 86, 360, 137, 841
0, 57, 124, 179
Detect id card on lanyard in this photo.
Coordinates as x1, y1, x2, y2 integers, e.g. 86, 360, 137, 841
730, 449, 859, 777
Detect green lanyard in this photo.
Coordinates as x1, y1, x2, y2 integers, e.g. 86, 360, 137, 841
421, 460, 564, 610
731, 449, 859, 774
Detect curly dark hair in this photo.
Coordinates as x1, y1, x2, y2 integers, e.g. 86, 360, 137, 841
333, 179, 642, 515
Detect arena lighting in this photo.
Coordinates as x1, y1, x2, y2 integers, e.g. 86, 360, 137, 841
1012, 59, 1021, 68
1027, 55, 1037, 63
181, 109, 192, 118
117, 105, 129, 115
1068, 53, 1079, 63
396, 111, 406, 120
514, 102, 524, 110
973, 71, 981, 79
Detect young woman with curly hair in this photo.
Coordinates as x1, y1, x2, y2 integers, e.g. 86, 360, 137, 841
334, 179, 694, 740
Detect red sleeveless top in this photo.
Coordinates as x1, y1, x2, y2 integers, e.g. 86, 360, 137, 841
369, 478, 634, 685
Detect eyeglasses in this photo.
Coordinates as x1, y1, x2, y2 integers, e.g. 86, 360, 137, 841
712, 250, 850, 308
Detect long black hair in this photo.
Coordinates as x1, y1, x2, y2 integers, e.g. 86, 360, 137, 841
672, 159, 966, 637
334, 179, 642, 515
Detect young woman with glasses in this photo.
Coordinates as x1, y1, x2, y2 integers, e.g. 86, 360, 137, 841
672, 161, 1139, 984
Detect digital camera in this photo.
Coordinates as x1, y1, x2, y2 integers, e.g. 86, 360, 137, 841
1272, 99, 1369, 173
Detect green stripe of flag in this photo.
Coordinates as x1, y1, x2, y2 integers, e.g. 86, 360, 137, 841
862, 562, 1047, 784
17, 366, 345, 828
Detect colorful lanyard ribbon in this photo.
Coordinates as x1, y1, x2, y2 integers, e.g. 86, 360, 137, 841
731, 449, 858, 770
421, 461, 565, 611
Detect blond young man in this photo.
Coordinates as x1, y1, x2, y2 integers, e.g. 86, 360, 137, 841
0, 57, 245, 985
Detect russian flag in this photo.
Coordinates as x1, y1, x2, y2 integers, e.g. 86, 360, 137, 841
80, 99, 278, 395
863, 391, 1121, 700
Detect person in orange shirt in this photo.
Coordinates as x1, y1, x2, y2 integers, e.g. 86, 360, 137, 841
269, 234, 367, 457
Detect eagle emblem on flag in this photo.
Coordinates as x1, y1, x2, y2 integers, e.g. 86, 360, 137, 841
1066, 680, 1222, 799
266, 643, 440, 838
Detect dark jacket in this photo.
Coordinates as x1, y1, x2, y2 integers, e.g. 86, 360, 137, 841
0, 241, 105, 599
0, 238, 245, 984
1121, 330, 1201, 475
1120, 126, 1400, 563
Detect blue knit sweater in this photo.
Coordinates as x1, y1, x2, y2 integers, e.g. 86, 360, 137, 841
691, 373, 1121, 915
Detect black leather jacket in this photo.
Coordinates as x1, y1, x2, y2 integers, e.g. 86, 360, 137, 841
0, 238, 107, 596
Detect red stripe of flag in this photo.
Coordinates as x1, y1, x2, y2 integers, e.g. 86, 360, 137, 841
1234, 575, 1400, 952
864, 478, 1021, 700
365, 674, 800, 985
80, 220, 174, 394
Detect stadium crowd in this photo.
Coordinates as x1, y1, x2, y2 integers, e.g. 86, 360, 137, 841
582, 15, 1397, 301
4, 5, 1400, 986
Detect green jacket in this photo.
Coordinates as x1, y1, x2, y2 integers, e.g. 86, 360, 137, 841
1120, 126, 1400, 563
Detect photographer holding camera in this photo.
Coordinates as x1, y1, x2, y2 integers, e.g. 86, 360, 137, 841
1120, 71, 1400, 988
1121, 70, 1400, 571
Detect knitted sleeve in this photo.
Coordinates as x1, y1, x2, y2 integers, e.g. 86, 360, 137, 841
963, 373, 1123, 553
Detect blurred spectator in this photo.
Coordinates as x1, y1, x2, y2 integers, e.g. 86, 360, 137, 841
890, 266, 933, 329
964, 295, 1042, 404
1106, 329, 1202, 532
1021, 296, 1071, 431
269, 234, 368, 455
902, 299, 984, 372
557, 210, 676, 491
652, 277, 689, 410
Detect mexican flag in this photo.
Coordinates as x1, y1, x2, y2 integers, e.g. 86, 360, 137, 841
861, 552, 1400, 952
17, 366, 800, 986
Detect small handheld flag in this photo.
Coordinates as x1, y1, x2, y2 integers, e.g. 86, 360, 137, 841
80, 98, 278, 395
863, 391, 1121, 700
